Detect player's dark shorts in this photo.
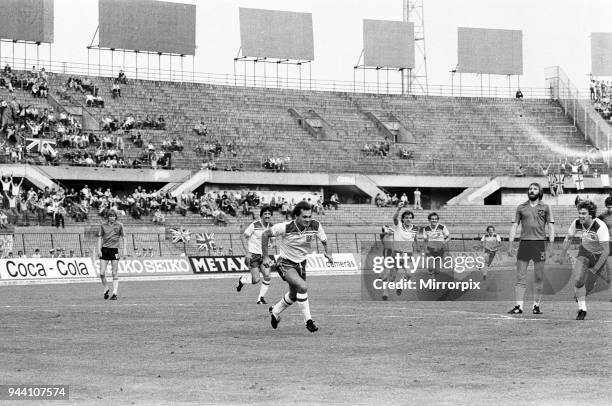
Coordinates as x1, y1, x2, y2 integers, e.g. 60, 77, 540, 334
426, 247, 444, 258
484, 249, 497, 266
577, 246, 604, 270
248, 253, 263, 269
101, 247, 119, 261
274, 258, 307, 281
517, 240, 546, 262
383, 249, 413, 258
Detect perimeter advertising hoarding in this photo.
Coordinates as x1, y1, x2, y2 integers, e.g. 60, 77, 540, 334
363, 19, 414, 69
0, 0, 53, 43
239, 8, 314, 60
457, 27, 523, 75
0, 258, 94, 280
591, 32, 612, 77
99, 0, 196, 55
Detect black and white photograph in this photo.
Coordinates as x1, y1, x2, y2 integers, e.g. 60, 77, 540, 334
0, 0, 610, 404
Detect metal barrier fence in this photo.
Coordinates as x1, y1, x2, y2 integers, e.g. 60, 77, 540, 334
8, 232, 562, 258
545, 66, 612, 167
0, 55, 553, 98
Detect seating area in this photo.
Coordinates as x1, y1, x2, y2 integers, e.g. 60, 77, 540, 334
43, 72, 600, 176
7, 203, 581, 257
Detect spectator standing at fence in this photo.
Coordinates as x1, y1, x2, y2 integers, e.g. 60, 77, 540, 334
98, 210, 126, 301
413, 188, 422, 210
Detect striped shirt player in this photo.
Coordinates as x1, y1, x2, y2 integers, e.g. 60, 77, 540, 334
507, 183, 555, 315
262, 201, 332, 333
596, 196, 612, 296
386, 206, 419, 299
236, 206, 274, 304
97, 210, 126, 301
597, 195, 612, 256
560, 200, 609, 320
481, 226, 502, 276
422, 212, 450, 275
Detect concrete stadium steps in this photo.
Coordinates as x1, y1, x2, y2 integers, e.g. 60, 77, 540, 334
43, 73, 596, 176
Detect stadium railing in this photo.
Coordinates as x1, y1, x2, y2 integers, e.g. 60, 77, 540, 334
11, 232, 531, 257
1, 56, 552, 98
545, 66, 612, 167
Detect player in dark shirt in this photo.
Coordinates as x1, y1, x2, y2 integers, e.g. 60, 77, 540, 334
507, 183, 555, 315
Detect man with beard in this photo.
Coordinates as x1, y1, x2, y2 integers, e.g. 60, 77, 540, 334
507, 183, 555, 315
236, 205, 275, 304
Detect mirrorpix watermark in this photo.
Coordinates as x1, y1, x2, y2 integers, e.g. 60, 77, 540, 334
359, 241, 610, 301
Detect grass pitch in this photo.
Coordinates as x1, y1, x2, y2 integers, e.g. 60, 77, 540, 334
0, 275, 610, 405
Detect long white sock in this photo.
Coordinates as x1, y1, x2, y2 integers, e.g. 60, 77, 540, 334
112, 278, 119, 295
101, 275, 108, 291
515, 285, 526, 309
259, 279, 270, 298
576, 286, 587, 311
296, 292, 312, 322
240, 274, 252, 285
272, 292, 293, 316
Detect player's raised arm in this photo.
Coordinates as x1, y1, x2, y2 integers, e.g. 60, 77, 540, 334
393, 205, 402, 226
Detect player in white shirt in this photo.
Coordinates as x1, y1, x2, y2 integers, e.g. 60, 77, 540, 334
480, 225, 502, 280
422, 212, 451, 275
236, 206, 274, 304
262, 201, 332, 333
559, 200, 609, 320
381, 204, 419, 300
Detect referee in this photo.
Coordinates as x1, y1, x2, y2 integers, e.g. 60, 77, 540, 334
98, 210, 126, 300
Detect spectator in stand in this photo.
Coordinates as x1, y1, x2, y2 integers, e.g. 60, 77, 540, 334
313, 197, 325, 215
515, 89, 524, 99
194, 121, 208, 136
329, 193, 340, 210
117, 70, 128, 84
32, 248, 41, 258
112, 80, 122, 98
213, 207, 228, 226
152, 208, 165, 224
399, 147, 413, 159
0, 210, 7, 228
390, 194, 399, 206
414, 188, 423, 210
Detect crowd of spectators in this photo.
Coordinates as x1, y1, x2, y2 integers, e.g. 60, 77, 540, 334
263, 156, 289, 171
1, 65, 49, 98
102, 114, 166, 132
362, 137, 391, 157
591, 79, 612, 123
375, 192, 411, 208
